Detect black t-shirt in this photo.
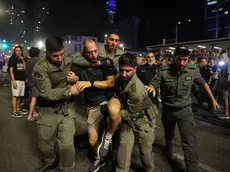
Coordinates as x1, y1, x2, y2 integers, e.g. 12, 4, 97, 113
200, 66, 211, 83
136, 63, 159, 85
8, 55, 26, 81
72, 58, 117, 107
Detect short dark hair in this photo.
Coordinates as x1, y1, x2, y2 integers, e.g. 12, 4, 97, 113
28, 47, 40, 58
45, 36, 64, 53
119, 53, 137, 67
107, 29, 120, 38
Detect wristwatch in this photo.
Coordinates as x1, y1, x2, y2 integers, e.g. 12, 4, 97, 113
90, 80, 94, 87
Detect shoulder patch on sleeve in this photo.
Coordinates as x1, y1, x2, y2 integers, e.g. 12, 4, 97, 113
188, 64, 196, 69
33, 60, 47, 80
33, 72, 44, 79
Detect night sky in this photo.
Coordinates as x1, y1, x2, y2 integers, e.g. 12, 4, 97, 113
6, 0, 205, 47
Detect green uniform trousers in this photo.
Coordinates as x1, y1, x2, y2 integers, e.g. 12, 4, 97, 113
36, 103, 76, 172
116, 119, 155, 172
162, 106, 198, 172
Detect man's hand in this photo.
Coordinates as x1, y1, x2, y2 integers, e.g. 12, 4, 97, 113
145, 85, 156, 97
69, 84, 80, 96
18, 56, 24, 61
76, 81, 92, 92
67, 71, 79, 83
212, 99, 219, 111
13, 81, 17, 89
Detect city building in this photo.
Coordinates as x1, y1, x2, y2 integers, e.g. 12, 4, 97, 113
63, 35, 100, 55
34, 0, 50, 40
205, 0, 230, 38
6, 3, 27, 43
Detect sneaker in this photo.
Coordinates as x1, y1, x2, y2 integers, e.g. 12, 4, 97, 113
18, 110, 27, 115
158, 97, 162, 103
12, 112, 22, 118
218, 115, 230, 120
97, 133, 111, 157
89, 157, 105, 172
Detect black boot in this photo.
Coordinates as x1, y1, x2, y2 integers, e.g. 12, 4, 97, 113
164, 143, 173, 163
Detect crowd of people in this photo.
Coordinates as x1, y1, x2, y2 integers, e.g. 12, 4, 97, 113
6, 30, 229, 172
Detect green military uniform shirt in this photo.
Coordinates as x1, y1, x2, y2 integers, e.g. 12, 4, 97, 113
150, 63, 206, 108
117, 73, 156, 130
33, 56, 72, 102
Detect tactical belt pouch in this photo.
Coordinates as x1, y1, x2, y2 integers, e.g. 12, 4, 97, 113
53, 102, 69, 116
145, 107, 155, 122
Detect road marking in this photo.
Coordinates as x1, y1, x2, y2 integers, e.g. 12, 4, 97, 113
174, 153, 220, 172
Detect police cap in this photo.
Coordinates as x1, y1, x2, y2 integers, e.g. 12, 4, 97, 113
174, 46, 190, 57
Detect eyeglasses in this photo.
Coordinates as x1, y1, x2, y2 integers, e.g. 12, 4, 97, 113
51, 52, 64, 58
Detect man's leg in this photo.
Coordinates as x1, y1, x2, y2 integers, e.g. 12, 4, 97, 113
57, 113, 76, 172
137, 127, 155, 172
87, 105, 106, 172
99, 98, 121, 157
177, 107, 198, 172
221, 90, 229, 119
161, 111, 177, 162
17, 81, 27, 115
12, 96, 18, 112
36, 109, 58, 172
116, 126, 134, 172
28, 87, 39, 121
28, 97, 37, 121
11, 80, 22, 118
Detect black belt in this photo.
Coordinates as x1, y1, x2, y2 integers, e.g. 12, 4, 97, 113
163, 104, 190, 111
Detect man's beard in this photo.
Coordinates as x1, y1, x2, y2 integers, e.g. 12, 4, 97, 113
55, 61, 62, 66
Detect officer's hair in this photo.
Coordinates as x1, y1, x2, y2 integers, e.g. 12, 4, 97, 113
119, 53, 137, 67
45, 36, 64, 53
106, 30, 120, 39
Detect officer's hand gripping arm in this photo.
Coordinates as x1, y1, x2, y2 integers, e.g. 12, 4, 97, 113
72, 53, 92, 67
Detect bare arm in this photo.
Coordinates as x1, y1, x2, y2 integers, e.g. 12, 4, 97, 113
93, 75, 115, 89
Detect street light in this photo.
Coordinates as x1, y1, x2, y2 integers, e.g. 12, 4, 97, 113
119, 43, 124, 50
37, 41, 44, 49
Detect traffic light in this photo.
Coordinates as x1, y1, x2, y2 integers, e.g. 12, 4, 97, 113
0, 40, 9, 50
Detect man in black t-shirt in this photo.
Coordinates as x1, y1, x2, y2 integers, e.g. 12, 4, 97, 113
8, 45, 27, 118
68, 40, 121, 172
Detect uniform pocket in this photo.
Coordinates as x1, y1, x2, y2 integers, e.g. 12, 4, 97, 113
180, 80, 193, 96
162, 80, 176, 97
36, 110, 55, 141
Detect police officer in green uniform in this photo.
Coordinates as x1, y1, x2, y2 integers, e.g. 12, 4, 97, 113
147, 46, 219, 172
116, 53, 156, 172
33, 37, 79, 172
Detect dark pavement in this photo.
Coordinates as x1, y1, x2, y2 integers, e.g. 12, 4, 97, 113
0, 74, 230, 172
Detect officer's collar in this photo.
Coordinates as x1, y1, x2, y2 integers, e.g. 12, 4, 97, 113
119, 74, 137, 92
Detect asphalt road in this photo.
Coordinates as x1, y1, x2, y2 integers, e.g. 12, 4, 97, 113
0, 81, 230, 172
